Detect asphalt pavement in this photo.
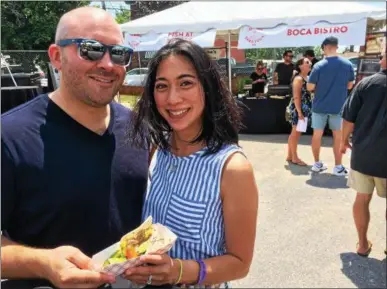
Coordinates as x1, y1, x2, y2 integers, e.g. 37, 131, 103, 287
233, 134, 386, 288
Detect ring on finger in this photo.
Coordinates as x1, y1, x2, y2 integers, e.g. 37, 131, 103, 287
147, 274, 153, 285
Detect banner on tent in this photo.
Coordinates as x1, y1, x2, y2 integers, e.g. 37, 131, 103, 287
238, 19, 367, 49
124, 29, 217, 52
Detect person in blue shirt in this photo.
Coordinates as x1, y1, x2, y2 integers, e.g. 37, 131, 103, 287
307, 36, 355, 176
1, 7, 148, 289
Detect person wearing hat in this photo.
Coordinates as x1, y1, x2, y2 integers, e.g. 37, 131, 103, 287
307, 36, 355, 176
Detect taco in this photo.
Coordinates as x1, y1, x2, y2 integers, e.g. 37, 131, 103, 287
103, 216, 154, 267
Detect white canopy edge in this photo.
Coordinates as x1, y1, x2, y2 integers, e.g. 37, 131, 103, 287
120, 1, 386, 35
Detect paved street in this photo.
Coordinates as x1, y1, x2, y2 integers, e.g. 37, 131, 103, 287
234, 134, 386, 288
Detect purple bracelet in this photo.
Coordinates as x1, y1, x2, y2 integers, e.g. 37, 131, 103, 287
197, 259, 207, 285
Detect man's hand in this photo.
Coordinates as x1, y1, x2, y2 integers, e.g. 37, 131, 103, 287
42, 246, 115, 289
340, 139, 352, 154
123, 254, 178, 286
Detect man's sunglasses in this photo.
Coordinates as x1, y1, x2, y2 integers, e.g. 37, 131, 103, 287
287, 55, 294, 58
56, 38, 133, 67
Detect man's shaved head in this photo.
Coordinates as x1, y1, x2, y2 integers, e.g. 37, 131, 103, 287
55, 6, 121, 42
49, 6, 126, 108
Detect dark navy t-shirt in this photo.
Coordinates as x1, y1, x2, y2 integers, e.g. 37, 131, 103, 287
1, 94, 148, 258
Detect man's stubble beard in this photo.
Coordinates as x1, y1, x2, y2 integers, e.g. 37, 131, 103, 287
61, 57, 120, 108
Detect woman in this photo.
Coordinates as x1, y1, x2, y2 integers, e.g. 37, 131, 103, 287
126, 39, 258, 288
286, 58, 312, 166
249, 61, 267, 96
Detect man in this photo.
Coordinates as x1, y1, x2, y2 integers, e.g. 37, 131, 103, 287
341, 47, 387, 257
307, 36, 355, 176
304, 49, 319, 69
273, 50, 295, 86
1, 7, 148, 289
250, 61, 268, 96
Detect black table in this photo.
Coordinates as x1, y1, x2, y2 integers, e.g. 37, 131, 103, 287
238, 97, 292, 134
1, 86, 41, 114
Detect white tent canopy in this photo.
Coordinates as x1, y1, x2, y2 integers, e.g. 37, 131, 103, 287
120, 1, 386, 35
120, 1, 385, 90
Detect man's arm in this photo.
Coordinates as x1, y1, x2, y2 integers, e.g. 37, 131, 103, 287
307, 65, 319, 92
273, 72, 278, 85
340, 81, 363, 153
1, 141, 46, 279
1, 141, 114, 288
2, 235, 115, 288
340, 120, 355, 153
307, 83, 316, 92
273, 64, 280, 85
347, 63, 355, 90
1, 235, 49, 279
347, 62, 355, 90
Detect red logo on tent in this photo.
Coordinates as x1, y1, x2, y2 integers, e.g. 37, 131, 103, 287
245, 28, 265, 46
127, 34, 141, 49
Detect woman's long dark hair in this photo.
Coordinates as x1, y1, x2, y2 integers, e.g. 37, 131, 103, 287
291, 58, 307, 82
128, 38, 243, 154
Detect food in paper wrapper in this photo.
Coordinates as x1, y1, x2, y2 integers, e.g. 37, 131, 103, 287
91, 216, 177, 276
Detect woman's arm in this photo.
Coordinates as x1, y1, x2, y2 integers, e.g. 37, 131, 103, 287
292, 77, 304, 119
124, 152, 259, 286
179, 152, 258, 285
212, 152, 258, 282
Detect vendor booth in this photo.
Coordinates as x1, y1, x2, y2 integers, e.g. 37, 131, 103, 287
120, 1, 386, 134
1, 54, 44, 113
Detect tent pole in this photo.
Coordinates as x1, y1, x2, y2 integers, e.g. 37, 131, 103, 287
138, 52, 141, 69
227, 31, 232, 93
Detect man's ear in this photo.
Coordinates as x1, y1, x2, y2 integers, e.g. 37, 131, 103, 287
48, 44, 62, 71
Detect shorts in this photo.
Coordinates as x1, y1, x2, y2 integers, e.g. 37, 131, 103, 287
348, 169, 387, 197
311, 112, 342, 131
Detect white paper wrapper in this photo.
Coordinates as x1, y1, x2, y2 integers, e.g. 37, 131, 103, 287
91, 223, 177, 277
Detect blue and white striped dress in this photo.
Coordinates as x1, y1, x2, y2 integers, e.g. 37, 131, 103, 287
142, 144, 243, 286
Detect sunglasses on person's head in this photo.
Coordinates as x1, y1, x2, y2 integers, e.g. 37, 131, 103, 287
56, 38, 133, 67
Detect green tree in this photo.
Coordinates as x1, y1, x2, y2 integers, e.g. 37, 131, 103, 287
1, 1, 90, 50
1, 1, 89, 73
115, 6, 131, 24
125, 1, 188, 20
245, 46, 322, 62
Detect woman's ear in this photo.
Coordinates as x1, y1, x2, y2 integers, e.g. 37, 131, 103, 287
48, 44, 62, 71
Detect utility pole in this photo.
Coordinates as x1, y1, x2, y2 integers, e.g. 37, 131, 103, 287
101, 1, 106, 10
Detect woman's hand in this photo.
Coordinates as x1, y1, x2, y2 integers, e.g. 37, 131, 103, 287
298, 113, 305, 121
123, 254, 179, 286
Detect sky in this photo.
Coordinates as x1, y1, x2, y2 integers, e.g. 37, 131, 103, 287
90, 1, 130, 16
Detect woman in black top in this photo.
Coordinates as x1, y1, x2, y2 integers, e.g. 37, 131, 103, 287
250, 62, 267, 96
286, 58, 312, 166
